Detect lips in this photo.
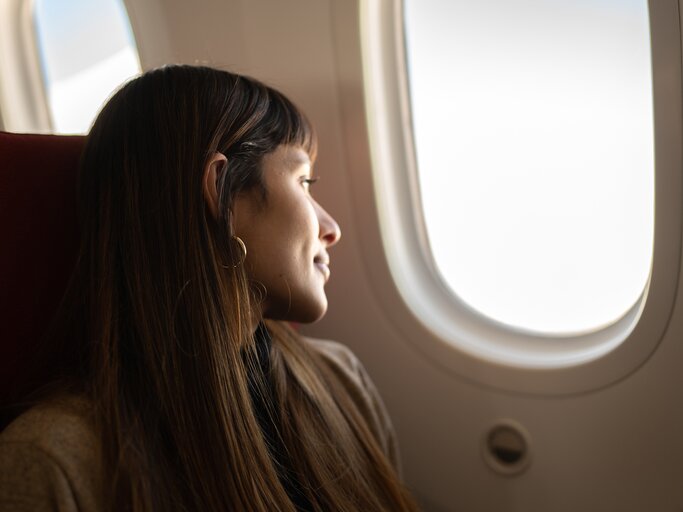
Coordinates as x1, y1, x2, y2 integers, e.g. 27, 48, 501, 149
314, 254, 330, 281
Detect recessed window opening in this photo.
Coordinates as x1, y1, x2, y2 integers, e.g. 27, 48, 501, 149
403, 0, 654, 335
33, 0, 141, 134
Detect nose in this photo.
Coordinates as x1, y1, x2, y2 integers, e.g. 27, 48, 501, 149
316, 201, 341, 247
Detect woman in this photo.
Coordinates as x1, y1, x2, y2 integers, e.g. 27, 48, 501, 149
0, 66, 419, 511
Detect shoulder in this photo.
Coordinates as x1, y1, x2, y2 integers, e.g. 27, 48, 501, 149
304, 337, 380, 413
304, 336, 366, 383
303, 337, 402, 473
0, 395, 102, 512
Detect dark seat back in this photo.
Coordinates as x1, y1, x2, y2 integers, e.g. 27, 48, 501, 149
0, 131, 85, 427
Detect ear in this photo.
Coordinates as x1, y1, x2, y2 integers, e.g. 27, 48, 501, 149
202, 152, 228, 219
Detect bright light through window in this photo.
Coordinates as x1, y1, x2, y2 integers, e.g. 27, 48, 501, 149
33, 0, 141, 134
403, 0, 654, 335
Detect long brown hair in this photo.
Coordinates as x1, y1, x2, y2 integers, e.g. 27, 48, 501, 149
51, 65, 417, 511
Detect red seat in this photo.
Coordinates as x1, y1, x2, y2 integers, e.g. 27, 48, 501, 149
0, 131, 85, 427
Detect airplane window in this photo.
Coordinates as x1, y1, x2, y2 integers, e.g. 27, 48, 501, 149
33, 0, 141, 134
403, 0, 654, 335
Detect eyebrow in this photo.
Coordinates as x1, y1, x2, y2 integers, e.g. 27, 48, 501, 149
288, 152, 311, 167
286, 151, 312, 173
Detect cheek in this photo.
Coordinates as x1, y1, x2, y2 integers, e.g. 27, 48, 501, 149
266, 199, 319, 259
298, 199, 320, 242
233, 191, 319, 283
238, 221, 299, 286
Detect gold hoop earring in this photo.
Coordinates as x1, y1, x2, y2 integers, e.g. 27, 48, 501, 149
232, 236, 247, 267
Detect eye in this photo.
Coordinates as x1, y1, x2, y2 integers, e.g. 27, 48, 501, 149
300, 176, 319, 191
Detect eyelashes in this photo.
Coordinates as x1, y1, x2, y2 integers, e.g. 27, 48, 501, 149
301, 177, 320, 190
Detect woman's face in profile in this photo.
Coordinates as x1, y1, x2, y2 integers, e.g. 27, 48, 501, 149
232, 145, 341, 323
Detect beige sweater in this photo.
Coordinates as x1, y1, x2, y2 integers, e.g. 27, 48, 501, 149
0, 338, 399, 511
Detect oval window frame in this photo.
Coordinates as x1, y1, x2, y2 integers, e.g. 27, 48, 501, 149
0, 0, 142, 134
0, 0, 52, 132
359, 0, 683, 395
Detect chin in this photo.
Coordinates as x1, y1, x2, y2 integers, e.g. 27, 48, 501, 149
267, 295, 328, 324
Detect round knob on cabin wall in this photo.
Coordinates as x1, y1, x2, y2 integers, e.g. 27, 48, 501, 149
482, 419, 532, 476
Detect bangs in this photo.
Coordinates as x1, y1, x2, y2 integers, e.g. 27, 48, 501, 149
264, 88, 318, 163
219, 77, 320, 199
